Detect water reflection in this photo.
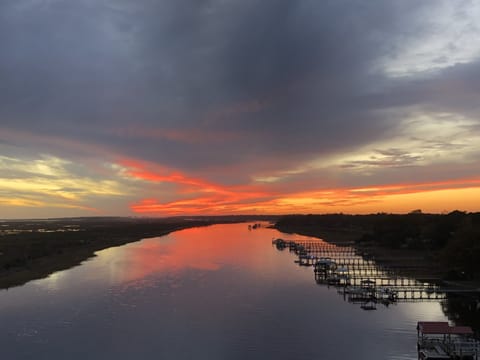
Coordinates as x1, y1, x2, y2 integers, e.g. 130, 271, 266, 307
442, 293, 480, 335
0, 223, 452, 360
272, 236, 480, 335
275, 238, 439, 304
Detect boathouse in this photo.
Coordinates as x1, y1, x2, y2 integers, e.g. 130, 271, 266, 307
417, 321, 478, 359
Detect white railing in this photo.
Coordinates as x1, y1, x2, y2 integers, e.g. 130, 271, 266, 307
445, 339, 479, 357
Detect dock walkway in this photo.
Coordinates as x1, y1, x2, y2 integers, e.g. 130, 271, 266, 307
272, 238, 480, 309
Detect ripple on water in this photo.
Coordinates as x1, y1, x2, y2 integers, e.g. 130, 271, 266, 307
0, 223, 451, 360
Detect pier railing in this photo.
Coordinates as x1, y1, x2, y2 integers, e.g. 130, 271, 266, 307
272, 238, 480, 310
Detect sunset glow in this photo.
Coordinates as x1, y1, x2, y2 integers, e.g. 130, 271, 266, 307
1, 1, 479, 218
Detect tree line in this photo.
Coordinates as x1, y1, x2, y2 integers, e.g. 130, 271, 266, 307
275, 211, 480, 280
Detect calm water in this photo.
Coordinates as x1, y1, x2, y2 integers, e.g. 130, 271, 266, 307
0, 223, 448, 359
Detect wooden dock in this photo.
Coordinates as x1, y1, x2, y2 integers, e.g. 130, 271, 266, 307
272, 238, 480, 310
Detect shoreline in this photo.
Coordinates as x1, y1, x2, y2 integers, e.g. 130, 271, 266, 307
274, 218, 480, 335
0, 218, 257, 290
274, 222, 478, 288
0, 228, 184, 290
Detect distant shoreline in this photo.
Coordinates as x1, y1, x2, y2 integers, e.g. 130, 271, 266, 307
274, 213, 480, 287
2, 213, 478, 290
274, 221, 444, 280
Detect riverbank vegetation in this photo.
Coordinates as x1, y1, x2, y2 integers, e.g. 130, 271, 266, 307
275, 211, 480, 281
0, 216, 276, 289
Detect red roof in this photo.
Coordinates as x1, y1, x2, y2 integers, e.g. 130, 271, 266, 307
451, 326, 474, 335
418, 322, 450, 334
417, 322, 473, 335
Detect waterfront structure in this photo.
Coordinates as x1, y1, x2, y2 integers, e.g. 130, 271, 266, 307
417, 322, 478, 359
272, 237, 480, 310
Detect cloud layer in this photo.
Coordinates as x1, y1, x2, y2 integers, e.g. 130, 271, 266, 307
1, 0, 479, 217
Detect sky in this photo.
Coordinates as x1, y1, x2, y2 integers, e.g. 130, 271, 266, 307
1, 0, 480, 218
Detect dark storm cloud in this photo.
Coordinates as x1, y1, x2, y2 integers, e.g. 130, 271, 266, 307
1, 0, 478, 177
356, 58, 480, 115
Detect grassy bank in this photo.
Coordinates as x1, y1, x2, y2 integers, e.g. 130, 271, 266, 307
0, 216, 276, 289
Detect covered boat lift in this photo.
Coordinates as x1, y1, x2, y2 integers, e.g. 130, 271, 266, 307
417, 321, 478, 359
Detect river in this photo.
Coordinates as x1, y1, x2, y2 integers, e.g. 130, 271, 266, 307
0, 223, 449, 359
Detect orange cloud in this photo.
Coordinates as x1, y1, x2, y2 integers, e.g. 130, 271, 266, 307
119, 158, 274, 215
119, 158, 236, 194
129, 174, 480, 215
347, 177, 480, 197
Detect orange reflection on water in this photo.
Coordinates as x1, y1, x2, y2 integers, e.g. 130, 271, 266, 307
98, 223, 283, 284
